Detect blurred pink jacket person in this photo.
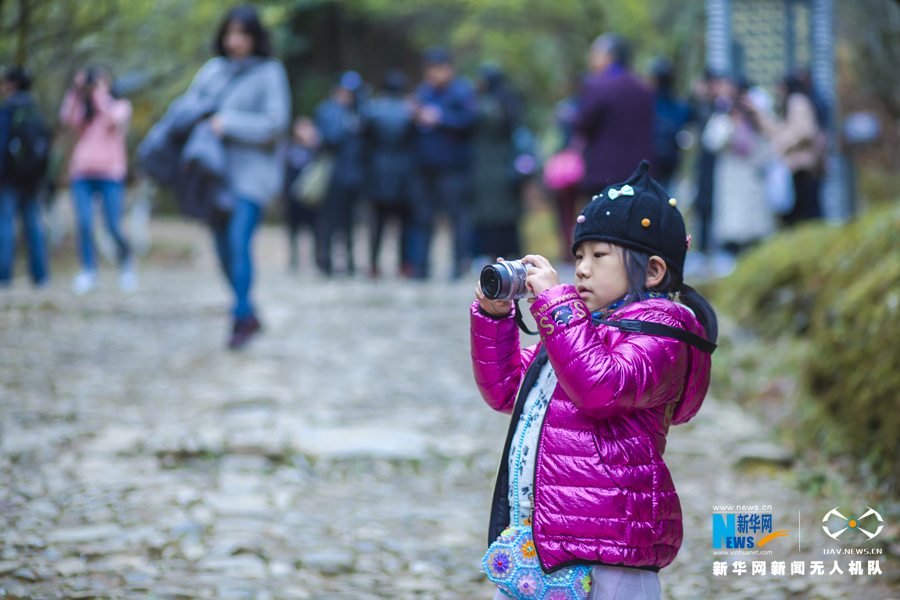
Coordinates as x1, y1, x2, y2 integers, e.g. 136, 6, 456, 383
60, 87, 132, 181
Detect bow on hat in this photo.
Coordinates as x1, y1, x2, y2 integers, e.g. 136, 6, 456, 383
608, 185, 634, 200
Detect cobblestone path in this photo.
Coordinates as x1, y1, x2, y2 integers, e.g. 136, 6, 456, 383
0, 219, 896, 599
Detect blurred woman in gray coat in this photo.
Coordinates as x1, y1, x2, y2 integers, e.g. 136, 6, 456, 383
187, 5, 290, 349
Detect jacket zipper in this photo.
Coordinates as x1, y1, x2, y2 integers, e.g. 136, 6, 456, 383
489, 373, 529, 539
495, 374, 527, 470
532, 393, 548, 572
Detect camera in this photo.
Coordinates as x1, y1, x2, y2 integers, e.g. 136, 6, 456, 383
480, 259, 533, 301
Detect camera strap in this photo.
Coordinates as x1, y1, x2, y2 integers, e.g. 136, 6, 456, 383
513, 301, 716, 354
595, 318, 717, 354
513, 300, 539, 336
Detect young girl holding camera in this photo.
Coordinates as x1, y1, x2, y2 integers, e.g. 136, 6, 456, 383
471, 160, 715, 599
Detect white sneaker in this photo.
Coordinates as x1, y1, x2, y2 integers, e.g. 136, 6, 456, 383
71, 270, 97, 295
119, 257, 138, 292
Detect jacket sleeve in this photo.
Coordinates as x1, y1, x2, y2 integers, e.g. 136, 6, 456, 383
92, 90, 131, 134
0, 109, 8, 176
315, 102, 348, 149
572, 80, 606, 134
530, 285, 690, 420
59, 89, 85, 129
438, 81, 478, 132
702, 112, 733, 153
759, 94, 818, 156
218, 62, 291, 146
183, 59, 220, 100
470, 301, 539, 415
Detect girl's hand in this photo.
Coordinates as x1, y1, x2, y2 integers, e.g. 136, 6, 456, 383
210, 114, 225, 137
522, 254, 560, 301
73, 69, 88, 92
475, 281, 512, 317
475, 257, 512, 317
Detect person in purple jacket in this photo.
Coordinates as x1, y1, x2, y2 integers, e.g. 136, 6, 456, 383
472, 161, 716, 599
573, 34, 655, 197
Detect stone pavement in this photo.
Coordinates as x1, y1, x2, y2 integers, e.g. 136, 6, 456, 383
0, 219, 896, 599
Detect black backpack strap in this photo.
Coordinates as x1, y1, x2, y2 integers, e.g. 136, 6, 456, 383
514, 299, 539, 336
595, 318, 717, 355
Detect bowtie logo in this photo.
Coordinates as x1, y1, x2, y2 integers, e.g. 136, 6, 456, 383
608, 185, 634, 200
822, 506, 884, 540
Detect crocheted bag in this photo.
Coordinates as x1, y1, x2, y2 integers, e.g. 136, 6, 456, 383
483, 525, 592, 600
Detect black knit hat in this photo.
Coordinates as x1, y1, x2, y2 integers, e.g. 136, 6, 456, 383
571, 160, 688, 286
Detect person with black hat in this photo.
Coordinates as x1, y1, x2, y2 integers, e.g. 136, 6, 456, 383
408, 46, 478, 279
472, 161, 716, 599
0, 66, 51, 288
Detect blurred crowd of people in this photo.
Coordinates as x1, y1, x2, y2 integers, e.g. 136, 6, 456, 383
0, 63, 137, 294
0, 3, 831, 347
685, 66, 828, 276
285, 48, 535, 281
548, 34, 829, 277
0, 5, 538, 349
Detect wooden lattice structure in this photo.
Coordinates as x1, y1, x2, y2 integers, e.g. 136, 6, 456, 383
706, 0, 850, 220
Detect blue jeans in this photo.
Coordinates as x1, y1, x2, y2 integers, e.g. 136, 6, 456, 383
71, 178, 131, 271
0, 185, 49, 285
211, 198, 260, 320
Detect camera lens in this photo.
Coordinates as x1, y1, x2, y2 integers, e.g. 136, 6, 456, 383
481, 267, 503, 299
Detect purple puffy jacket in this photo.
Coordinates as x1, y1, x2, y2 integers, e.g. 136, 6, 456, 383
471, 284, 711, 573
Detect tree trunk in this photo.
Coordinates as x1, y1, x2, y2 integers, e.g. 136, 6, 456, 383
17, 0, 29, 66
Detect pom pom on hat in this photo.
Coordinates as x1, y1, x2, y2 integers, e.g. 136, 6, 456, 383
571, 160, 688, 285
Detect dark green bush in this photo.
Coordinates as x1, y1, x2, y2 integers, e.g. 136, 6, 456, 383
715, 204, 900, 488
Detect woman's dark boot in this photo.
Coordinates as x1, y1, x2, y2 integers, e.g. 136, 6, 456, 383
229, 314, 262, 350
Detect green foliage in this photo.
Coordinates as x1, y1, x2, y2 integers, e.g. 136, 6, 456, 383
716, 205, 900, 490
716, 222, 838, 337
340, 0, 706, 127
805, 211, 900, 487
0, 0, 229, 116
1, 0, 705, 142
859, 166, 900, 208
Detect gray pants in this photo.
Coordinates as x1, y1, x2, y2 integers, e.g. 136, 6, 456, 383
491, 564, 661, 600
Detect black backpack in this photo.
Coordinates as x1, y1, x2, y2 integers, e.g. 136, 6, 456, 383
6, 104, 50, 184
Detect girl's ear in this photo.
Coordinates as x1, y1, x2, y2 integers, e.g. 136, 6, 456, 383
645, 256, 667, 288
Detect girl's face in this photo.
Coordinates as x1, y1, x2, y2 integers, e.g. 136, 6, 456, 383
223, 21, 254, 60
573, 241, 630, 312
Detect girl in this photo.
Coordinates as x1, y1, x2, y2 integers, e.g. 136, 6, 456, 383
60, 66, 136, 294
471, 160, 715, 599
